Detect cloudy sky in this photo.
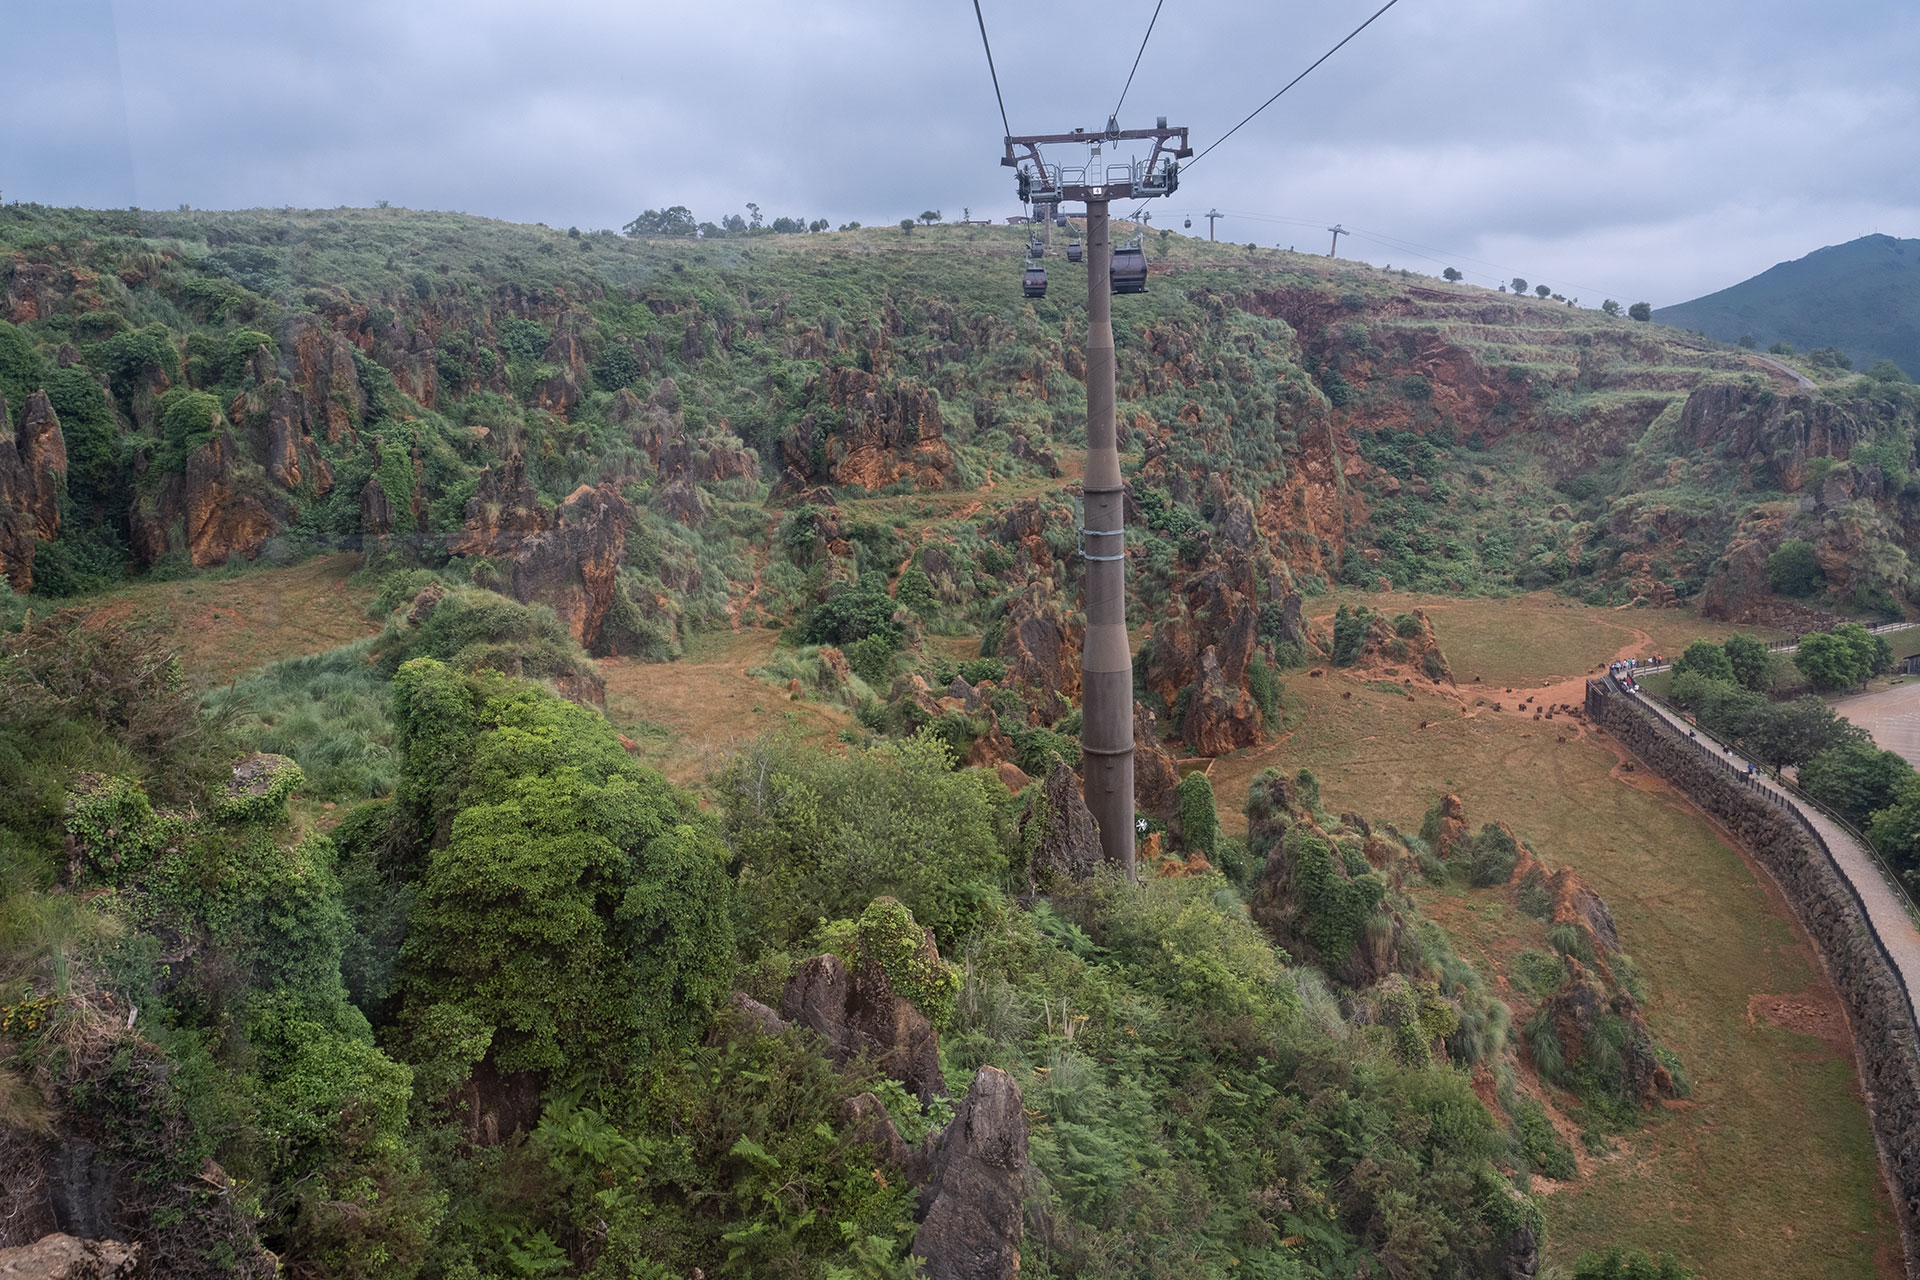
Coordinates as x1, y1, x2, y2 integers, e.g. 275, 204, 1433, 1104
3, 0, 1917, 306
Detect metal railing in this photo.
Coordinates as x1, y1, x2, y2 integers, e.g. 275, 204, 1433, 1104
1633, 680, 1920, 927
1626, 620, 1919, 676
1602, 673, 1920, 1036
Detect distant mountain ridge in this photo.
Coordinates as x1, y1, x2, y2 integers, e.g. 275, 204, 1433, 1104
1656, 233, 1920, 377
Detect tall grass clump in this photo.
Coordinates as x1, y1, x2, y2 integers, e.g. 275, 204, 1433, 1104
206, 639, 397, 800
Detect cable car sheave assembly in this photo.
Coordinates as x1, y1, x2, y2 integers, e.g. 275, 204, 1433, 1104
997, 118, 1189, 878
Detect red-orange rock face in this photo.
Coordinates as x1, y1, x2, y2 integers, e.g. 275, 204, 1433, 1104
0, 391, 68, 590
451, 456, 632, 653
775, 366, 957, 495
184, 434, 277, 567
13, 391, 67, 542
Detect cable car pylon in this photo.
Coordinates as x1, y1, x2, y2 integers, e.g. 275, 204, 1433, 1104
999, 118, 1190, 880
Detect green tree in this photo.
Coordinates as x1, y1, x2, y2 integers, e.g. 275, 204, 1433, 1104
392, 660, 733, 1085
44, 366, 119, 516
1601, 299, 1622, 316
1868, 773, 1920, 879
919, 210, 942, 225
1738, 334, 1756, 349
1176, 771, 1219, 858
1743, 694, 1864, 775
1768, 539, 1824, 597
1768, 341, 1795, 356
1672, 639, 1734, 683
1571, 1247, 1698, 1280
1800, 740, 1913, 827
1628, 301, 1652, 322
1534, 284, 1551, 298
1669, 671, 1766, 745
157, 387, 225, 472
899, 218, 915, 234
718, 732, 1005, 950
623, 207, 700, 237
1867, 358, 1912, 384
0, 318, 47, 419
1721, 633, 1772, 692
1511, 277, 1528, 296
1794, 622, 1886, 691
1807, 345, 1852, 371
1443, 267, 1462, 282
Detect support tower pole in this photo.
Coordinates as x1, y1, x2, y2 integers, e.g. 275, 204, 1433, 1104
1080, 199, 1136, 879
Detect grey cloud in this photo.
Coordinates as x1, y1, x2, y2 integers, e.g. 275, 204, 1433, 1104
0, 0, 1914, 303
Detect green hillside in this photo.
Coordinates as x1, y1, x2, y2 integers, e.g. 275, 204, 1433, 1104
1656, 233, 1920, 377
0, 204, 1911, 1279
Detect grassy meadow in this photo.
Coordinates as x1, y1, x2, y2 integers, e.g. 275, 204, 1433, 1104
1207, 597, 1898, 1278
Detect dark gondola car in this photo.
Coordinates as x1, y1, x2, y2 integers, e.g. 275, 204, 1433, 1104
1022, 263, 1048, 298
1066, 240, 1083, 263
1110, 244, 1148, 294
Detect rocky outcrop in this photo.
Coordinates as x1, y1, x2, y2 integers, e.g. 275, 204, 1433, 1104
628, 390, 759, 490
1019, 761, 1101, 890
1144, 553, 1264, 753
1679, 382, 1865, 491
10, 393, 66, 543
129, 383, 341, 569
1183, 646, 1262, 756
0, 1234, 142, 1279
1132, 702, 1181, 824
0, 392, 69, 590
360, 478, 395, 538
992, 584, 1082, 716
172, 433, 277, 568
282, 313, 365, 444
780, 951, 946, 1103
774, 367, 957, 495
261, 387, 334, 495
451, 454, 547, 560
911, 1067, 1029, 1280
451, 458, 632, 654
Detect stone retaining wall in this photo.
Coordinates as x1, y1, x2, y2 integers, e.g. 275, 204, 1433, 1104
1588, 677, 1920, 1274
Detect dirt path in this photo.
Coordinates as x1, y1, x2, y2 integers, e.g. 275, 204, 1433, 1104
598, 628, 850, 787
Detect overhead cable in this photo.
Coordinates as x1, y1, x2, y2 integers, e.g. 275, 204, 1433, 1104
1189, 0, 1404, 168
972, 0, 1013, 139
1112, 0, 1167, 121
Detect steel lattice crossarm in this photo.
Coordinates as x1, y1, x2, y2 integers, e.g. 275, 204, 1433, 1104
1003, 119, 1190, 204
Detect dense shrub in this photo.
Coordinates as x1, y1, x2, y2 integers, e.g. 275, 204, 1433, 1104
799, 583, 905, 648
1671, 639, 1733, 683
1767, 539, 1824, 596
1332, 605, 1369, 665
717, 732, 1006, 950
392, 659, 733, 1082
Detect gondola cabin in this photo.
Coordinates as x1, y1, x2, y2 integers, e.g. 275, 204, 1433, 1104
1110, 244, 1148, 294
1022, 262, 1049, 298
1066, 240, 1083, 263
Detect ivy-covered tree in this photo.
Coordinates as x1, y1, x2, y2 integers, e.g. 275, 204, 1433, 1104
391, 659, 733, 1087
